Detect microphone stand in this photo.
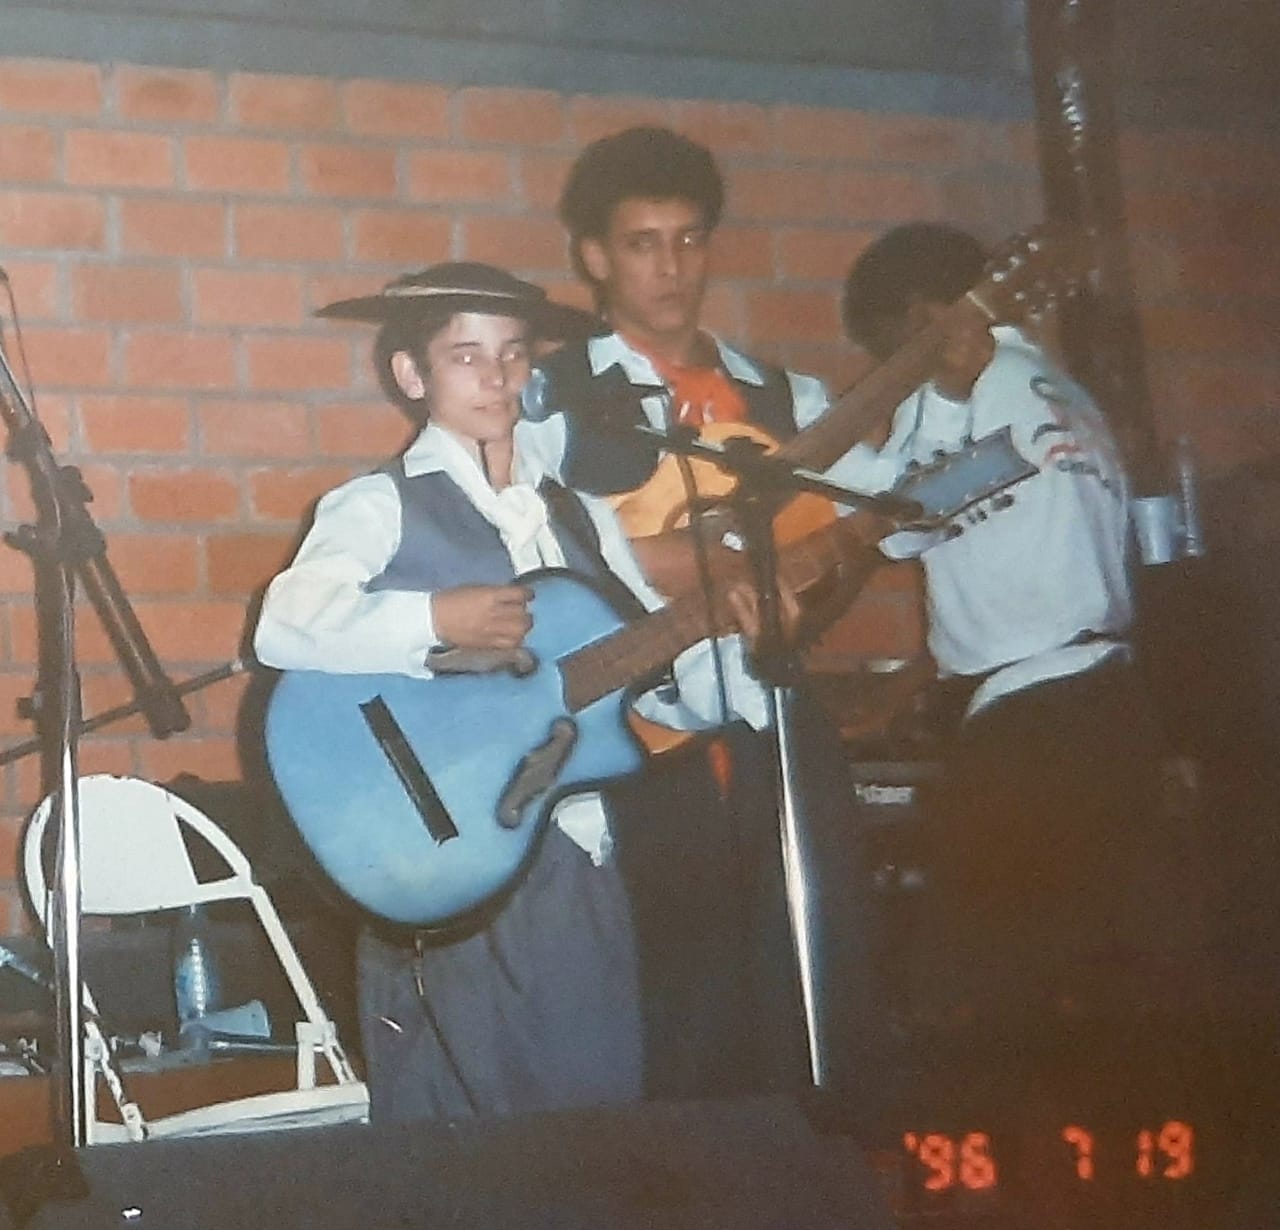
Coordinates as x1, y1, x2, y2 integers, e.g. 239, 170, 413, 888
734, 465, 831, 1087
632, 424, 924, 525
636, 426, 911, 1091
0, 332, 189, 1159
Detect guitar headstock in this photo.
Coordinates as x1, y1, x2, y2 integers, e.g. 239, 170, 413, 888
967, 225, 1092, 325
892, 427, 1038, 530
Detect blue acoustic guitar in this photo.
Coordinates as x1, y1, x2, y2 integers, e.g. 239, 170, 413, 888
264, 429, 1035, 929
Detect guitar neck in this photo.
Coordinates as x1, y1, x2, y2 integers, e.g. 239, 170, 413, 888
775, 295, 990, 473
561, 416, 1034, 714
562, 516, 879, 712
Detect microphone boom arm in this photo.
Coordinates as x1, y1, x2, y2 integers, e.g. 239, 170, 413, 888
632, 423, 923, 523
0, 349, 189, 739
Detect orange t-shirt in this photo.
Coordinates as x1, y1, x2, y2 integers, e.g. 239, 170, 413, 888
632, 339, 748, 428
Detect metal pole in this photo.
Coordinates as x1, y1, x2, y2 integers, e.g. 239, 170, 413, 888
772, 684, 828, 1087
0, 337, 88, 1146
1026, 0, 1160, 487
51, 671, 87, 1146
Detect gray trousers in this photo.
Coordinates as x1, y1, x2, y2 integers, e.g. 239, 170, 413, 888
356, 826, 643, 1124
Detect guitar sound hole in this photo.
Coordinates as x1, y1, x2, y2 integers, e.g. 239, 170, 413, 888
359, 695, 458, 845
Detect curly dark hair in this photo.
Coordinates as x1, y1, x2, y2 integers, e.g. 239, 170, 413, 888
558, 126, 725, 243
372, 310, 452, 421
841, 223, 989, 355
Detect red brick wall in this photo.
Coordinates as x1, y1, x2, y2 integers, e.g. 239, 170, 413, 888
0, 55, 1276, 932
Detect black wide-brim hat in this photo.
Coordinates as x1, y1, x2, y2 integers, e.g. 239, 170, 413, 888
316, 261, 600, 340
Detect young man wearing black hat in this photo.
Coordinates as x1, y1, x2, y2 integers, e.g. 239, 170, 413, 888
254, 261, 786, 1123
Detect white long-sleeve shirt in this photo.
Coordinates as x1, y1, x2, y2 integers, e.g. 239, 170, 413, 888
255, 418, 772, 859
825, 326, 1134, 715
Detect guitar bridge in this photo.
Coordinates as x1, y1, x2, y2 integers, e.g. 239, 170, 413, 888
359, 695, 458, 845
496, 718, 578, 830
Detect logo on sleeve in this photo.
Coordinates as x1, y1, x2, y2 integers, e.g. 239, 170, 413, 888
1028, 377, 1122, 499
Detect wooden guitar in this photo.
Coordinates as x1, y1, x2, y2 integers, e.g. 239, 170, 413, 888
264, 433, 1035, 929
612, 226, 1085, 544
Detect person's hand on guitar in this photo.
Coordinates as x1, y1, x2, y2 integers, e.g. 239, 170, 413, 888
433, 584, 533, 650
724, 577, 803, 654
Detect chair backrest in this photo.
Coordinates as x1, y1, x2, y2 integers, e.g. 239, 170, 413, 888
22, 774, 366, 1141
25, 773, 258, 920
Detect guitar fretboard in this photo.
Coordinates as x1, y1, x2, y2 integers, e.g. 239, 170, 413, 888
561, 515, 880, 712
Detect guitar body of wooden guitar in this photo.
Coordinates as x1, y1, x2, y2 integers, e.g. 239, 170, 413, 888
610, 420, 838, 543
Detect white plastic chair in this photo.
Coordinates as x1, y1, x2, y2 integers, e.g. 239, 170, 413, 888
24, 773, 368, 1142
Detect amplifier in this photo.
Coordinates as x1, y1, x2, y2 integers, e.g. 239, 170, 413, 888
847, 760, 942, 895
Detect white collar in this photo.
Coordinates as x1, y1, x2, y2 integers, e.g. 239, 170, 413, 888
401, 420, 557, 487
586, 331, 768, 388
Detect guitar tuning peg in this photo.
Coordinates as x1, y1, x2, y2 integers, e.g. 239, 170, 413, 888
944, 524, 964, 541
992, 493, 1015, 510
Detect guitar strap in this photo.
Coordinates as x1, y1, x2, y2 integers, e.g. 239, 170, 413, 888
535, 478, 648, 624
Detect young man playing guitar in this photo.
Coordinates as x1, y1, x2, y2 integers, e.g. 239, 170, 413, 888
525, 127, 883, 1102
254, 262, 793, 1123
525, 124, 840, 593
836, 223, 1193, 1036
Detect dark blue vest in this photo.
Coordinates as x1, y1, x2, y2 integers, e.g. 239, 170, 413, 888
366, 463, 613, 594
538, 341, 797, 496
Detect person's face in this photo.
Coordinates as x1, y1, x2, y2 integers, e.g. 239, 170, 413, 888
579, 196, 711, 349
392, 311, 531, 447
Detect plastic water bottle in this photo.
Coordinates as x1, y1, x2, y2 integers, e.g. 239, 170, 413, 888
172, 904, 221, 1038
1173, 433, 1207, 558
